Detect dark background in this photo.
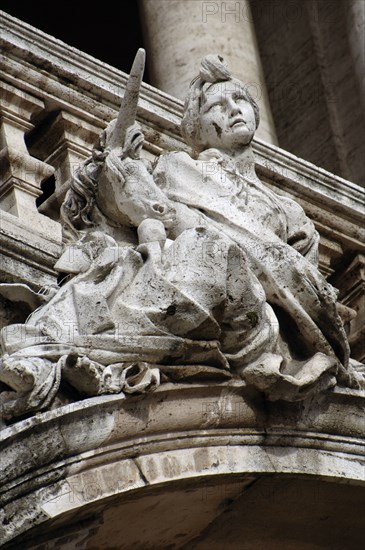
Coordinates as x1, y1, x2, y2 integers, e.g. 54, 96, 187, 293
0, 1, 149, 80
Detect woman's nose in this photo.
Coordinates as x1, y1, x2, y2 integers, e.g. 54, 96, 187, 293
227, 97, 241, 116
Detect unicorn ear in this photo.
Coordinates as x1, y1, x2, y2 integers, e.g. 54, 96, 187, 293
107, 48, 146, 150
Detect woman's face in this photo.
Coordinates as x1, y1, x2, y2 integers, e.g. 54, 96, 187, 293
198, 83, 256, 152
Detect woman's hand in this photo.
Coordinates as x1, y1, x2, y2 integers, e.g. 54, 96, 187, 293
123, 197, 176, 232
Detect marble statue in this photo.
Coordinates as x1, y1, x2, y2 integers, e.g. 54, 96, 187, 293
0, 51, 364, 419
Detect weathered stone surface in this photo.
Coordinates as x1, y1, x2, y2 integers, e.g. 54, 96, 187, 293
0, 383, 364, 547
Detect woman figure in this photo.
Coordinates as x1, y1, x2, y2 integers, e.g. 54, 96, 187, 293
149, 54, 360, 399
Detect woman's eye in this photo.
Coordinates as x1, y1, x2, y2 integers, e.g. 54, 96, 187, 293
207, 101, 223, 111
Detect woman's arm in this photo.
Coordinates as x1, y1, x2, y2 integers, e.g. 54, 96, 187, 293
281, 196, 320, 266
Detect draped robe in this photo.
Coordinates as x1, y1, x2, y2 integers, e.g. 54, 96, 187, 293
0, 148, 350, 403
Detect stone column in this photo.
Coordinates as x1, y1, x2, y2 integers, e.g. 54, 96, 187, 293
0, 81, 60, 238
346, 0, 365, 110
332, 254, 365, 362
139, 0, 278, 144
28, 110, 101, 221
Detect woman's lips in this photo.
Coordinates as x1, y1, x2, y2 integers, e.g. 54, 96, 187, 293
230, 119, 246, 127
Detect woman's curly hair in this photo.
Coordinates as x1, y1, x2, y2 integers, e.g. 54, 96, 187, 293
181, 54, 260, 152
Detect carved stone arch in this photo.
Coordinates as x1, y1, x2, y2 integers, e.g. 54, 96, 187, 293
1, 384, 364, 548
